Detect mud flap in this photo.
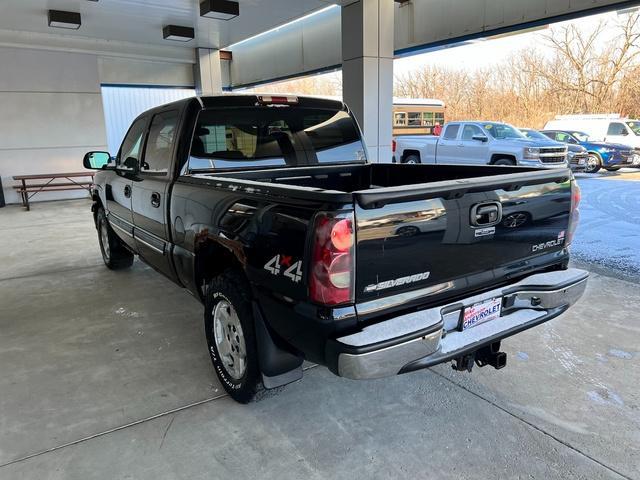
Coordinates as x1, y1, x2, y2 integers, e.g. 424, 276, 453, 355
252, 303, 303, 389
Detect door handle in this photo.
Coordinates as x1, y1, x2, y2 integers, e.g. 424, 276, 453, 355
124, 185, 131, 198
150, 192, 161, 208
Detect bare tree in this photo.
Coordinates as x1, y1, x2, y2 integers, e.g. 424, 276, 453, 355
392, 12, 640, 128
253, 12, 640, 129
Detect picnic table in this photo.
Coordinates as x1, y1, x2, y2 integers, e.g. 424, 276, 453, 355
13, 172, 95, 211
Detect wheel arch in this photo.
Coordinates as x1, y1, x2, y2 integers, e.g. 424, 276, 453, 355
490, 153, 517, 164
90, 191, 103, 226
401, 149, 421, 163
194, 239, 246, 300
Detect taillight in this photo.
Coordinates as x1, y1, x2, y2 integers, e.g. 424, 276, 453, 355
309, 212, 355, 306
566, 180, 581, 246
392, 139, 396, 153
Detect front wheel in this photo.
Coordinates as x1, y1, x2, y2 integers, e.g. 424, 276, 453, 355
96, 208, 133, 270
493, 158, 516, 166
205, 269, 264, 403
585, 154, 602, 173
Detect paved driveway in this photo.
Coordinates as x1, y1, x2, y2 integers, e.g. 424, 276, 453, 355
0, 186, 638, 479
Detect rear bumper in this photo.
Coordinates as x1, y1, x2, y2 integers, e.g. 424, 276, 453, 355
330, 268, 588, 380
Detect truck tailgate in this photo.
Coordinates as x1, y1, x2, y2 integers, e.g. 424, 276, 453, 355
353, 169, 573, 311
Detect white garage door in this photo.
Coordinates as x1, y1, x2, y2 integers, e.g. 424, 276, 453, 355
101, 85, 196, 155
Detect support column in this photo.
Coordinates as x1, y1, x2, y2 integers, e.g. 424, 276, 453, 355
341, 0, 394, 163
194, 48, 222, 95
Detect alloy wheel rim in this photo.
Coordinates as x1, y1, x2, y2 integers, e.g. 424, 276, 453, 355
587, 155, 598, 172
212, 300, 247, 380
100, 221, 110, 259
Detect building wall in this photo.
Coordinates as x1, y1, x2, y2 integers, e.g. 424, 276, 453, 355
0, 48, 195, 205
0, 47, 107, 205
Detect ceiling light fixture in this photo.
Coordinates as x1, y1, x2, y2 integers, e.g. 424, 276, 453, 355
48, 10, 81, 30
162, 25, 195, 42
200, 0, 239, 21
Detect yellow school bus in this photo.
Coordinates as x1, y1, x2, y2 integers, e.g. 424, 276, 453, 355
392, 98, 445, 136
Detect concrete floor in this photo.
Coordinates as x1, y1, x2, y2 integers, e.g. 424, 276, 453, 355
0, 199, 638, 480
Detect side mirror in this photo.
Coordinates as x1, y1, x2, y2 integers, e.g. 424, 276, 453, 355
472, 134, 489, 143
83, 151, 111, 169
121, 156, 139, 171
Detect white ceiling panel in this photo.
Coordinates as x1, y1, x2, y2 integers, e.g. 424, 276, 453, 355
0, 0, 343, 52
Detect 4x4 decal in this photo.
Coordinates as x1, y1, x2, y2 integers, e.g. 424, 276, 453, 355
264, 254, 303, 283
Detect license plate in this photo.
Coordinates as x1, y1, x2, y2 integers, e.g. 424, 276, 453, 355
461, 297, 502, 330
578, 158, 586, 165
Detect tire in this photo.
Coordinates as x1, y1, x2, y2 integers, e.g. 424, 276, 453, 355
96, 208, 134, 270
493, 158, 516, 166
402, 154, 421, 164
204, 269, 264, 403
585, 154, 602, 173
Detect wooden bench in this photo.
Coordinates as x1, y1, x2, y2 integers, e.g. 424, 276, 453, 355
13, 172, 96, 211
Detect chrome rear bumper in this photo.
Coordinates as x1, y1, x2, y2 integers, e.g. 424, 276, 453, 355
334, 268, 588, 380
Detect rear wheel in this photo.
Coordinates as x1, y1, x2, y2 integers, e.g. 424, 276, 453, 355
585, 154, 602, 173
402, 154, 421, 164
205, 269, 264, 403
493, 158, 516, 166
96, 208, 134, 270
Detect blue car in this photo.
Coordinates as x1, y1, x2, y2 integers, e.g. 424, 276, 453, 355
542, 130, 634, 173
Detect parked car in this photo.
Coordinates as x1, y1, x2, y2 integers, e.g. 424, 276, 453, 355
544, 115, 640, 161
393, 121, 568, 168
83, 95, 587, 403
519, 128, 586, 172
541, 129, 635, 173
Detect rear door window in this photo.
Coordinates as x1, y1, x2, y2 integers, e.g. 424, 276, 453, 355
443, 124, 460, 140
141, 110, 179, 174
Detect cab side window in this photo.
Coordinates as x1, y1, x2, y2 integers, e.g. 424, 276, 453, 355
607, 122, 628, 136
461, 124, 482, 140
541, 132, 555, 140
118, 117, 148, 171
142, 110, 179, 174
443, 124, 460, 140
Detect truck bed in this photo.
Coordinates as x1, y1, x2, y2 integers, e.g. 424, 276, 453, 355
199, 163, 566, 199
185, 163, 573, 310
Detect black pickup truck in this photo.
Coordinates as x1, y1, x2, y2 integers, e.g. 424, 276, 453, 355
84, 94, 588, 403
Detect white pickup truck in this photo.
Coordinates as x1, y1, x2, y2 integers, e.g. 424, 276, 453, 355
393, 121, 568, 168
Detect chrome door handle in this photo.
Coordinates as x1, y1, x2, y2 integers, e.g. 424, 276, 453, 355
150, 192, 161, 208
